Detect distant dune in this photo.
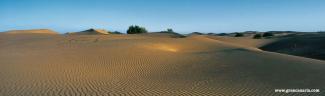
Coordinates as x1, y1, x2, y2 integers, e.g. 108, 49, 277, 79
67, 29, 110, 35
2, 29, 58, 34
206, 36, 277, 48
208, 32, 325, 61
0, 30, 324, 95
139, 32, 186, 38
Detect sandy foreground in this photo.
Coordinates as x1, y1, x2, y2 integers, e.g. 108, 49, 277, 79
1, 32, 325, 96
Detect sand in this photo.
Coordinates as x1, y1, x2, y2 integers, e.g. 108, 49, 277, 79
260, 33, 325, 60
1, 30, 325, 96
2, 29, 58, 34
68, 29, 110, 35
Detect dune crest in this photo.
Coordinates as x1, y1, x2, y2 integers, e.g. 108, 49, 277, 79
3, 29, 58, 34
140, 32, 186, 38
67, 29, 110, 35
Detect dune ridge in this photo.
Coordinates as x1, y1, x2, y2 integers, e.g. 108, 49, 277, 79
2, 29, 58, 34
67, 29, 110, 35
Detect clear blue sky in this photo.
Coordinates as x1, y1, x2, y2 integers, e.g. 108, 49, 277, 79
1, 0, 325, 33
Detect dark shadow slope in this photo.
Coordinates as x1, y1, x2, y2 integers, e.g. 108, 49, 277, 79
260, 33, 325, 60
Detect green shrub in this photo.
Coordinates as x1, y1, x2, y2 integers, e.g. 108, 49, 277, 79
161, 29, 174, 33
112, 31, 123, 34
191, 32, 204, 35
127, 25, 148, 34
235, 33, 244, 37
218, 33, 228, 36
253, 34, 262, 39
263, 32, 274, 37
167, 29, 174, 32
207, 33, 216, 35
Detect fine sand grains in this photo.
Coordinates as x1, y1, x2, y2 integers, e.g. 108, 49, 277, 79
1, 34, 325, 96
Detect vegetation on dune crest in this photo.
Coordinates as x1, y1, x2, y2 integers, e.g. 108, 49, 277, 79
263, 32, 274, 37
127, 25, 148, 34
161, 28, 175, 33
191, 32, 204, 35
218, 33, 228, 36
160, 29, 186, 38
253, 32, 273, 39
235, 33, 244, 37
112, 31, 123, 34
167, 28, 174, 33
207, 33, 217, 35
253, 34, 262, 39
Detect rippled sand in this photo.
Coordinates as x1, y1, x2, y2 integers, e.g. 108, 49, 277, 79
0, 33, 325, 96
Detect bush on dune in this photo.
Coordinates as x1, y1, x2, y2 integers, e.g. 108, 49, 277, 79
112, 31, 123, 34
161, 28, 175, 33
160, 29, 186, 38
235, 33, 244, 37
127, 25, 148, 34
263, 32, 274, 37
253, 34, 262, 39
218, 33, 228, 36
191, 32, 204, 35
167, 28, 174, 33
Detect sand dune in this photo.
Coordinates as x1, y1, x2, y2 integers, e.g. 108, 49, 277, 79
207, 33, 325, 61
139, 32, 186, 38
206, 35, 277, 48
0, 31, 325, 95
67, 29, 110, 35
260, 33, 325, 60
2, 29, 58, 34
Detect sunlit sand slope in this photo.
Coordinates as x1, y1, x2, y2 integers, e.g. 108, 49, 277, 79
2, 29, 58, 34
0, 33, 325, 96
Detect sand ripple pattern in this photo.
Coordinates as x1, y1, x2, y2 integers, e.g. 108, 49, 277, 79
1, 35, 325, 96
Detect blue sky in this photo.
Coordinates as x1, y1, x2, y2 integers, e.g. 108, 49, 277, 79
1, 0, 325, 33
